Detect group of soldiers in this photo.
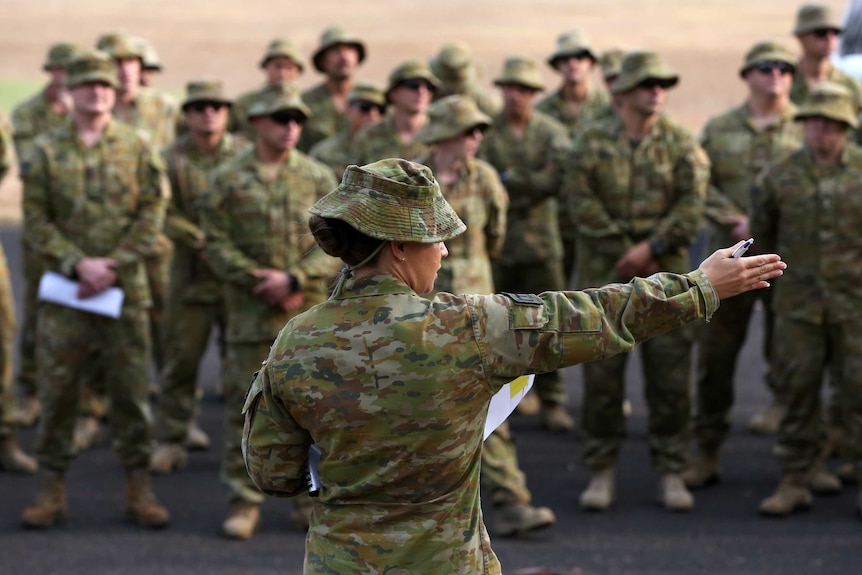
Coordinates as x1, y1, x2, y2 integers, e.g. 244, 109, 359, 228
0, 0, 860, 542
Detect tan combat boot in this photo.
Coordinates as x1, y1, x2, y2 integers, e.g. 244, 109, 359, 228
125, 468, 170, 528
21, 471, 67, 528
222, 504, 260, 540
515, 390, 540, 416
0, 438, 38, 474
821, 425, 846, 460
579, 467, 615, 511
539, 403, 574, 432
185, 423, 210, 451
494, 503, 556, 536
149, 443, 188, 474
12, 395, 41, 427
659, 473, 694, 512
682, 447, 720, 488
759, 472, 812, 516
748, 400, 786, 435
807, 462, 842, 494
73, 416, 103, 452
836, 462, 857, 485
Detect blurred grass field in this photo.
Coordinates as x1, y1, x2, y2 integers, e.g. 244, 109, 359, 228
0, 78, 41, 115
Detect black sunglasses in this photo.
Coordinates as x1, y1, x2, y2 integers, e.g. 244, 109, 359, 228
351, 101, 385, 114
637, 78, 674, 90
812, 28, 841, 38
463, 125, 486, 138
754, 61, 794, 75
562, 50, 594, 62
269, 111, 306, 126
399, 78, 434, 92
187, 101, 227, 113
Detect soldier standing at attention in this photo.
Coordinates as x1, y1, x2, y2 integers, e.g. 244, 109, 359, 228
20, 50, 170, 529
414, 95, 555, 536
752, 83, 862, 517
230, 39, 305, 140
149, 81, 252, 474
300, 27, 366, 152
684, 42, 805, 489
429, 41, 501, 116
309, 83, 385, 180
790, 3, 862, 110
567, 51, 709, 512
200, 83, 338, 540
478, 56, 573, 432
0, 114, 38, 474
353, 60, 439, 164
10, 42, 81, 428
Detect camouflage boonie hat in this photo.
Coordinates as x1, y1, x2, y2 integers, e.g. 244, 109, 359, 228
429, 42, 476, 84
138, 37, 162, 71
259, 39, 305, 71
387, 60, 441, 96
794, 3, 842, 35
182, 79, 232, 109
65, 49, 119, 89
547, 30, 598, 67
43, 42, 82, 71
348, 83, 386, 108
493, 57, 544, 91
418, 95, 491, 145
599, 48, 625, 80
794, 81, 859, 128
96, 33, 145, 60
611, 50, 678, 94
246, 82, 311, 119
739, 40, 796, 77
312, 26, 366, 73
309, 158, 466, 243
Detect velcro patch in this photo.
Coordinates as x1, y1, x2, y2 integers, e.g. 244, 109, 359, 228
501, 292, 543, 306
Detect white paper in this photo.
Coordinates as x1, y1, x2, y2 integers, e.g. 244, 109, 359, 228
37, 271, 125, 319
484, 374, 534, 440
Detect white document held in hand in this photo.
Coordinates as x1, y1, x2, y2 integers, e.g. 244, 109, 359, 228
484, 374, 534, 440
37, 271, 125, 319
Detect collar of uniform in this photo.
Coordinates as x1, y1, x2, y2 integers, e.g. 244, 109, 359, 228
738, 101, 798, 131
802, 141, 852, 168
248, 148, 300, 181
65, 116, 121, 148
608, 112, 667, 146
338, 274, 416, 299
179, 130, 237, 160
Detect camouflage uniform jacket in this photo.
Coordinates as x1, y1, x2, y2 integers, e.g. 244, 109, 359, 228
791, 65, 862, 112
11, 89, 70, 168
199, 149, 338, 343
700, 102, 802, 247
229, 86, 265, 141
300, 83, 350, 153
751, 144, 862, 324
413, 154, 508, 293
435, 84, 501, 117
113, 87, 178, 149
536, 85, 613, 139
242, 271, 719, 574
353, 115, 431, 166
308, 129, 354, 181
478, 110, 569, 264
0, 116, 16, 347
566, 113, 709, 285
21, 118, 169, 307
163, 132, 252, 304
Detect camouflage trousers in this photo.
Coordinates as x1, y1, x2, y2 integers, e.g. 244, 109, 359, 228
481, 422, 531, 506
34, 304, 154, 472
0, 246, 16, 439
693, 289, 776, 449
145, 234, 173, 372
155, 298, 226, 443
492, 260, 568, 406
15, 242, 40, 398
772, 315, 862, 474
581, 326, 695, 473
223, 340, 269, 505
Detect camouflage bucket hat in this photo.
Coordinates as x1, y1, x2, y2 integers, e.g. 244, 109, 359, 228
96, 33, 144, 60
65, 49, 119, 89
794, 3, 842, 35
138, 37, 162, 71
739, 40, 796, 77
348, 83, 386, 108
312, 26, 366, 73
493, 56, 545, 91
611, 50, 678, 94
547, 30, 597, 67
794, 81, 859, 128
429, 42, 476, 84
387, 60, 441, 95
599, 48, 625, 80
43, 42, 82, 71
309, 158, 466, 243
259, 38, 305, 71
418, 95, 491, 145
182, 79, 232, 109
246, 82, 311, 119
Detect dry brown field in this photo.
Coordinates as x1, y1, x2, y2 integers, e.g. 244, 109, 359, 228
0, 0, 847, 219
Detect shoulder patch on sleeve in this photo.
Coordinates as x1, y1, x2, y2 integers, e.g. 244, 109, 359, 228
501, 292, 543, 306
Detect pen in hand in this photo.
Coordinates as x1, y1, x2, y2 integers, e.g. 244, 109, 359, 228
730, 238, 754, 259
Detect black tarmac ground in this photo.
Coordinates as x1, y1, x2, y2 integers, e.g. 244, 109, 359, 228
0, 226, 858, 575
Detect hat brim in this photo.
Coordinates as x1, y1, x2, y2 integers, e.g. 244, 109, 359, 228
419, 119, 490, 146
611, 71, 678, 94
182, 96, 233, 110
385, 74, 441, 100
794, 24, 842, 35
247, 104, 311, 120
312, 41, 366, 73
547, 49, 598, 68
66, 72, 118, 89
794, 109, 859, 129
259, 55, 305, 72
739, 53, 797, 77
493, 78, 544, 92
